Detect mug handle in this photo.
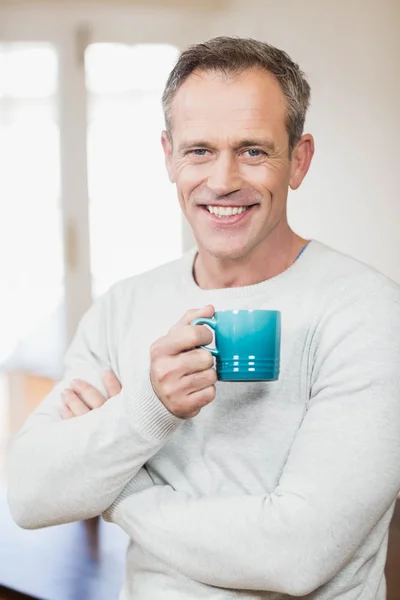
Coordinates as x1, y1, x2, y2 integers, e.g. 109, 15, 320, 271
191, 317, 219, 356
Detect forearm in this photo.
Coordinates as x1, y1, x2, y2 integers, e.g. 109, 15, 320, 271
105, 485, 324, 595
7, 381, 180, 529
105, 480, 397, 597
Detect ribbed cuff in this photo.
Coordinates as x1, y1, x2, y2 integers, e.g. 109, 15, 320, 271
124, 374, 183, 441
121, 468, 154, 495
103, 468, 153, 521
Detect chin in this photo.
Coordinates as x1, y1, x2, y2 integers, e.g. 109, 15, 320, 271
202, 240, 251, 261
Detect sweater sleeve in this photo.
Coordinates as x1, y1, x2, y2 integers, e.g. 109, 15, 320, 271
103, 281, 400, 596
7, 289, 181, 529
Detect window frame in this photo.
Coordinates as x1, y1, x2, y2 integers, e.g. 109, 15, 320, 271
0, 2, 207, 342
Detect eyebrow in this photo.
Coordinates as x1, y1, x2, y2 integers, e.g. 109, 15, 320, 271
178, 138, 277, 153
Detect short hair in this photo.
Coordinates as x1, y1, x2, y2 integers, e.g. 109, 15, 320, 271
162, 36, 311, 153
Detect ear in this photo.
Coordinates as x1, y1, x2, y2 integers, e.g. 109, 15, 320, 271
289, 134, 315, 190
161, 130, 175, 183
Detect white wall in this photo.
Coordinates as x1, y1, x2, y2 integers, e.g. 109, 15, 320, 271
205, 0, 400, 282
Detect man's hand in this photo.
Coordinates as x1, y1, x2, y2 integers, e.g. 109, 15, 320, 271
61, 371, 121, 419
150, 305, 217, 419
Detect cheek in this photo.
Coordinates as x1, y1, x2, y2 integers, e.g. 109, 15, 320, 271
174, 163, 208, 197
241, 163, 288, 192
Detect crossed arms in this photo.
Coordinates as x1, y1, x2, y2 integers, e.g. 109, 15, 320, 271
7, 282, 400, 595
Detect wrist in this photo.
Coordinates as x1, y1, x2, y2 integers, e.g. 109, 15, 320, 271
124, 374, 183, 441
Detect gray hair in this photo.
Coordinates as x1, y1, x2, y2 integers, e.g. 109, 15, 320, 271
162, 36, 311, 154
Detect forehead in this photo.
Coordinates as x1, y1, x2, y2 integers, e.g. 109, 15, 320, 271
169, 68, 287, 141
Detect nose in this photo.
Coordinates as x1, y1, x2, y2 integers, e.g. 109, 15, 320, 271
206, 152, 242, 197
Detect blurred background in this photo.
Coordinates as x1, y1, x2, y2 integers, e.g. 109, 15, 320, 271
0, 0, 399, 598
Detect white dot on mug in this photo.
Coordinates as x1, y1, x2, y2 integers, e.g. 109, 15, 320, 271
234, 362, 239, 366
249, 355, 255, 360
248, 368, 255, 372
234, 355, 239, 360
248, 362, 255, 366
233, 368, 239, 372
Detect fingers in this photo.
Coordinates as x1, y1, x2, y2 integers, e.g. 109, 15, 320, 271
61, 404, 74, 420
61, 371, 122, 420
70, 379, 107, 409
177, 385, 217, 419
150, 306, 218, 419
102, 370, 122, 398
181, 368, 217, 394
62, 389, 90, 417
150, 348, 213, 386
189, 385, 216, 407
152, 306, 215, 357
179, 348, 214, 375
172, 305, 215, 329
150, 349, 217, 419
153, 324, 214, 357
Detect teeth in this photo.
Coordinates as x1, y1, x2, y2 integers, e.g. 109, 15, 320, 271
207, 206, 249, 218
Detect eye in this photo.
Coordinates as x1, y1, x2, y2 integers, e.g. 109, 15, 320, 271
244, 149, 266, 158
189, 149, 209, 156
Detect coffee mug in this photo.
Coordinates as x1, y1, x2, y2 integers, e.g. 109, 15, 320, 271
191, 309, 281, 382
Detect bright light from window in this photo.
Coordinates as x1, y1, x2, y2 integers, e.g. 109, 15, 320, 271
0, 43, 58, 98
0, 44, 63, 373
85, 43, 178, 94
86, 43, 182, 298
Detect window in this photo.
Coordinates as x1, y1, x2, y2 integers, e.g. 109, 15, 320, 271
0, 43, 64, 376
85, 43, 182, 297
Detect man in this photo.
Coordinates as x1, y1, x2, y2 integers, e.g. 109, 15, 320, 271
7, 37, 400, 599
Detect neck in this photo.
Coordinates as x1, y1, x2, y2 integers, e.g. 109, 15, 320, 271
193, 226, 308, 290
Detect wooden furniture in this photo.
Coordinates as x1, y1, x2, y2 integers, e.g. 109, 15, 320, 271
0, 586, 37, 599
6, 371, 56, 437
0, 489, 127, 600
1, 371, 127, 599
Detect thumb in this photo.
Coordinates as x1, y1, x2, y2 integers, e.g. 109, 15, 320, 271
174, 304, 215, 329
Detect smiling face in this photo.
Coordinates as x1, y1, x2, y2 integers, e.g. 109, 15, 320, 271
162, 68, 312, 261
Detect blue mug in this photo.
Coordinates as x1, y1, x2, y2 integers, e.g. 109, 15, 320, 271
191, 309, 281, 382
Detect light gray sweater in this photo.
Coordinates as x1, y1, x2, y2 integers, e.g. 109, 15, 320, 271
7, 240, 400, 599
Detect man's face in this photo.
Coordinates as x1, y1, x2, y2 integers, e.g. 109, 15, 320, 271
162, 68, 310, 260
